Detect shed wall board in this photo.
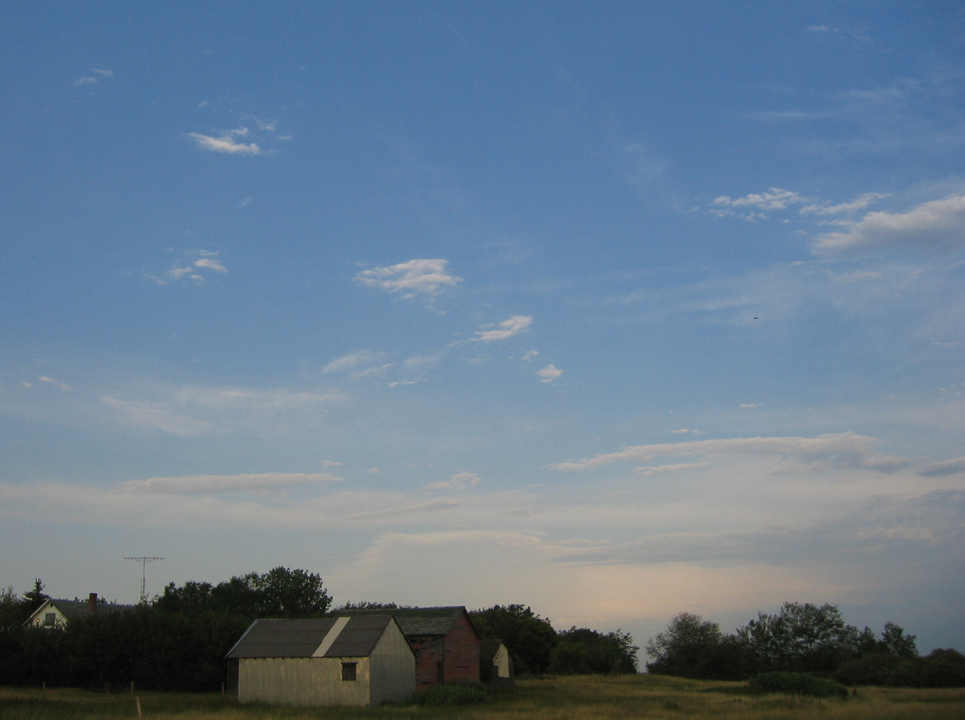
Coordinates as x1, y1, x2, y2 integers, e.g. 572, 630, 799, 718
369, 619, 416, 704
238, 657, 371, 707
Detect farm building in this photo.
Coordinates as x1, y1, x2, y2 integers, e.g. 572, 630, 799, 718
225, 615, 415, 707
342, 606, 481, 690
480, 639, 514, 686
25, 593, 134, 629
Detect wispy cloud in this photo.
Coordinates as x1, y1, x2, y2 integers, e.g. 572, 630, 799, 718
426, 471, 483, 491
147, 250, 228, 285
919, 457, 965, 477
100, 384, 346, 436
537, 364, 563, 382
708, 188, 813, 219
188, 132, 261, 155
74, 68, 114, 87
350, 498, 460, 520
38, 376, 70, 391
553, 432, 879, 471
322, 351, 387, 374
813, 193, 965, 253
124, 472, 343, 494
354, 259, 462, 299
474, 316, 533, 342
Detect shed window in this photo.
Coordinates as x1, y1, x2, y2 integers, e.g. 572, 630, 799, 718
341, 662, 357, 681
44, 613, 56, 626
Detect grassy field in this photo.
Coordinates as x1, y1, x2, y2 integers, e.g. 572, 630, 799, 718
2, 675, 964, 720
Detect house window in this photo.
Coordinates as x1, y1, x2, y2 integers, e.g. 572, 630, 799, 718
341, 662, 357, 681
44, 613, 56, 627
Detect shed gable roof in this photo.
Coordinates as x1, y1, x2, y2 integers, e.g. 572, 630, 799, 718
226, 615, 394, 659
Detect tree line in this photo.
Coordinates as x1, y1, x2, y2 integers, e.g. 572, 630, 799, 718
645, 602, 965, 687
0, 573, 637, 691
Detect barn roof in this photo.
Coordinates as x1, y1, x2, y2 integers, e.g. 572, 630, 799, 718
226, 615, 396, 659
339, 606, 478, 639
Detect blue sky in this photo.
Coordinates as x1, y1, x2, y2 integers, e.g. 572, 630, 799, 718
2, 2, 964, 654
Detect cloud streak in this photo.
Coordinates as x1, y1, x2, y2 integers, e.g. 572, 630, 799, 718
354, 259, 461, 299
813, 193, 965, 253
124, 472, 343, 494
189, 132, 261, 155
553, 432, 878, 471
474, 315, 533, 342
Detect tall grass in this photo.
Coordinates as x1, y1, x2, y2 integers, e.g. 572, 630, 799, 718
1, 676, 963, 720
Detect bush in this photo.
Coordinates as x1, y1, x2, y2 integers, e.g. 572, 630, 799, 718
750, 671, 849, 699
411, 682, 488, 705
833, 653, 900, 686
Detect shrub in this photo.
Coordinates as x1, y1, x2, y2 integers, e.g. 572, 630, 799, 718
750, 671, 848, 699
410, 682, 488, 705
833, 653, 900, 686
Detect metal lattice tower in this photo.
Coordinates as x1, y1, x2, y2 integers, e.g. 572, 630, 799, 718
124, 557, 164, 603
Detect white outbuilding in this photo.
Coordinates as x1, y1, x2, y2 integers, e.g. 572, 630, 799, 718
226, 615, 415, 707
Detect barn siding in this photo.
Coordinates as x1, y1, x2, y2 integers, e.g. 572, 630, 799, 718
411, 637, 445, 691
238, 656, 371, 707
368, 620, 416, 704
444, 612, 480, 683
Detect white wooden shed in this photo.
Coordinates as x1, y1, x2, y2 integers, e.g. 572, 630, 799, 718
226, 615, 415, 707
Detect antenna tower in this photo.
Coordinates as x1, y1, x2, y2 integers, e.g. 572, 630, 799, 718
125, 557, 164, 603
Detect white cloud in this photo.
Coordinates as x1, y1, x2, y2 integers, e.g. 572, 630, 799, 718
919, 457, 965, 477
323, 351, 387, 374
635, 462, 712, 476
801, 193, 889, 216
553, 432, 879, 471
537, 364, 563, 382
74, 76, 97, 86
350, 499, 459, 520
188, 132, 261, 155
426, 472, 483, 491
38, 376, 70, 391
194, 257, 227, 273
354, 259, 461, 299
100, 385, 345, 436
709, 188, 812, 218
92, 68, 114, 77
124, 472, 343, 494
522, 350, 539, 362
147, 250, 228, 285
474, 316, 533, 342
813, 194, 965, 253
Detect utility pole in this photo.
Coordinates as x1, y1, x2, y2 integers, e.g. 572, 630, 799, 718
124, 557, 164, 604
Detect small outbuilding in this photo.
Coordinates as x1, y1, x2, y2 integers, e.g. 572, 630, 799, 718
480, 639, 514, 686
225, 615, 415, 707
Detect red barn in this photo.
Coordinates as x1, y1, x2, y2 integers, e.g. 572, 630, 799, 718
341, 607, 480, 690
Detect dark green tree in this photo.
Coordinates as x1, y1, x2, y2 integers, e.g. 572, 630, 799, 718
645, 612, 728, 679
548, 627, 638, 674
470, 604, 558, 675
738, 602, 858, 673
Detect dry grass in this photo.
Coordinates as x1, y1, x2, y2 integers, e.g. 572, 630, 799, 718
1, 676, 964, 720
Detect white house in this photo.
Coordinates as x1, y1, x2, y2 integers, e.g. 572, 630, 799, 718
25, 594, 134, 629
226, 615, 415, 707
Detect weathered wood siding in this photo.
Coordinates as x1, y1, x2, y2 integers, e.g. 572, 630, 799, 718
444, 611, 480, 683
368, 619, 416, 704
411, 637, 445, 691
238, 656, 371, 707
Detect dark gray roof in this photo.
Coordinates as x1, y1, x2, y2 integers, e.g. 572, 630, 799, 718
340, 606, 472, 638
226, 615, 394, 659
41, 599, 134, 623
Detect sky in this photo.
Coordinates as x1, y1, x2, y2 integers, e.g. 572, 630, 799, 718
2, 2, 964, 657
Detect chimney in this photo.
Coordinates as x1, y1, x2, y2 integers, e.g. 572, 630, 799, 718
89, 593, 97, 613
